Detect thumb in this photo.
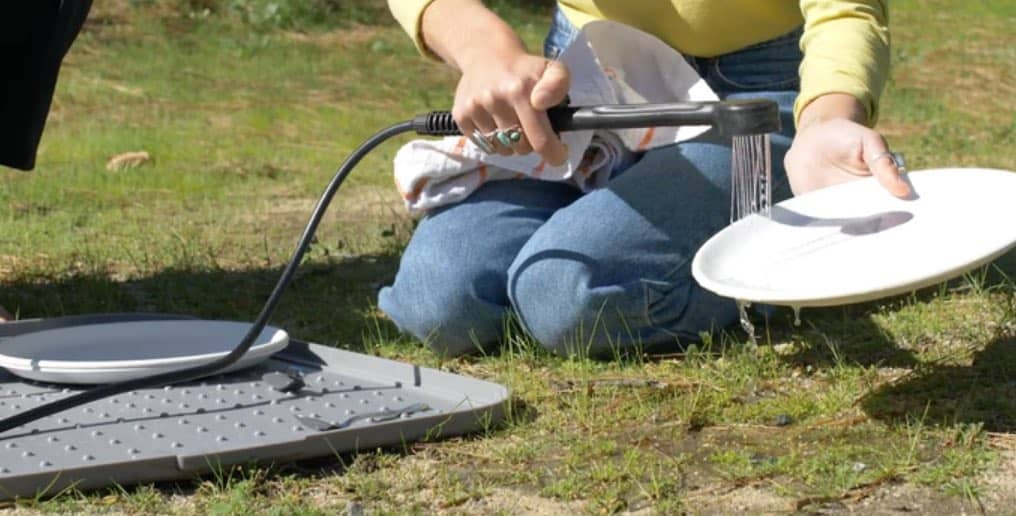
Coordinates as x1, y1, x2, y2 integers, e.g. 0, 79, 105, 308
863, 132, 912, 199
530, 60, 570, 111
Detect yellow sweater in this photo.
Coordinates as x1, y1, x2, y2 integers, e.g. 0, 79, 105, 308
388, 0, 890, 126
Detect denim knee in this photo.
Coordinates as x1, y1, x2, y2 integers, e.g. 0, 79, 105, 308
378, 256, 508, 358
508, 257, 735, 357
507, 250, 659, 357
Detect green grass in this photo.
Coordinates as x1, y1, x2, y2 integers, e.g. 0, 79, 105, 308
2, 0, 1015, 513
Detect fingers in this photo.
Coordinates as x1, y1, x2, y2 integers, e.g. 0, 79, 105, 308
483, 88, 527, 156
862, 132, 912, 198
453, 96, 497, 146
452, 56, 570, 164
527, 60, 570, 165
531, 60, 570, 110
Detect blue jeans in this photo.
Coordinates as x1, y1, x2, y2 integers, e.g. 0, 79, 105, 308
379, 12, 803, 357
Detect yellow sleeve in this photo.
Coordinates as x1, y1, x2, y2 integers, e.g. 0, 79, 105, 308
388, 0, 440, 58
796, 0, 890, 127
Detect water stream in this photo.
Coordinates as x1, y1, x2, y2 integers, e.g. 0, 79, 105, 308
729, 133, 775, 349
730, 133, 772, 222
735, 299, 757, 350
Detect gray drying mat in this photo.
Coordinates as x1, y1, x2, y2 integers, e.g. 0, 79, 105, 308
0, 314, 509, 500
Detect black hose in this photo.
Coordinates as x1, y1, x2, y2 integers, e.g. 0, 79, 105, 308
0, 121, 415, 436
0, 100, 778, 436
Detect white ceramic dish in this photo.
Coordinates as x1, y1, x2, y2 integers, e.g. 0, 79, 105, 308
692, 168, 1016, 307
0, 361, 274, 385
0, 320, 288, 384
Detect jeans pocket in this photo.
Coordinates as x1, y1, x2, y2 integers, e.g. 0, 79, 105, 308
712, 29, 803, 92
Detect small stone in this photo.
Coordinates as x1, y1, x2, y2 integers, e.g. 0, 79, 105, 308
346, 501, 365, 516
773, 414, 793, 426
749, 453, 774, 467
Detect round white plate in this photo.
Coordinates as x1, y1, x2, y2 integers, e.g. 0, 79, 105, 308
0, 361, 271, 385
692, 168, 1016, 307
0, 320, 288, 384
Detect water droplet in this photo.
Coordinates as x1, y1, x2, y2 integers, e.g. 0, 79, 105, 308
736, 299, 758, 350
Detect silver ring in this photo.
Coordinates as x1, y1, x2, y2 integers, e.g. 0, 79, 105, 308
868, 151, 906, 173
468, 129, 496, 154
495, 126, 524, 147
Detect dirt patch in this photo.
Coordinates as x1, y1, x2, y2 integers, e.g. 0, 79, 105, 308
877, 120, 932, 141
835, 443, 1015, 515
978, 446, 1016, 512
848, 483, 975, 515
685, 484, 793, 514
262, 186, 404, 221
457, 488, 586, 515
284, 26, 385, 50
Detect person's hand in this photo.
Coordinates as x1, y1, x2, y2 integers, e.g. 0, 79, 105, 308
784, 94, 911, 198
417, 0, 570, 165
452, 50, 571, 165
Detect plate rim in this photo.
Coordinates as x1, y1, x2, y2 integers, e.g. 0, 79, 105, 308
0, 320, 288, 371
691, 167, 1016, 306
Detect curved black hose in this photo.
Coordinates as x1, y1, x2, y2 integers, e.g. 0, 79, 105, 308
0, 100, 771, 436
0, 121, 415, 436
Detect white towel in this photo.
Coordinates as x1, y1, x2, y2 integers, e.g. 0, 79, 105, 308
393, 20, 718, 216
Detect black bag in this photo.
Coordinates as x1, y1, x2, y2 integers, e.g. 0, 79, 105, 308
1, 1, 93, 170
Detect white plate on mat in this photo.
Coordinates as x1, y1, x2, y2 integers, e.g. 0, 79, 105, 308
692, 168, 1016, 307
0, 320, 288, 384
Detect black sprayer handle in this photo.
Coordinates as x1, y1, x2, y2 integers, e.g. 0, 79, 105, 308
411, 99, 780, 138
546, 102, 715, 131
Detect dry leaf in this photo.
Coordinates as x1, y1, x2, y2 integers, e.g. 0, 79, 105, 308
99, 494, 121, 505
106, 150, 151, 171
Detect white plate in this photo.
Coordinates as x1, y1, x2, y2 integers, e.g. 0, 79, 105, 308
692, 168, 1016, 307
0, 361, 272, 385
0, 320, 288, 384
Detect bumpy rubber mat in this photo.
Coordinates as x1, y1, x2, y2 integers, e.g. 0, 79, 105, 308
0, 315, 509, 500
